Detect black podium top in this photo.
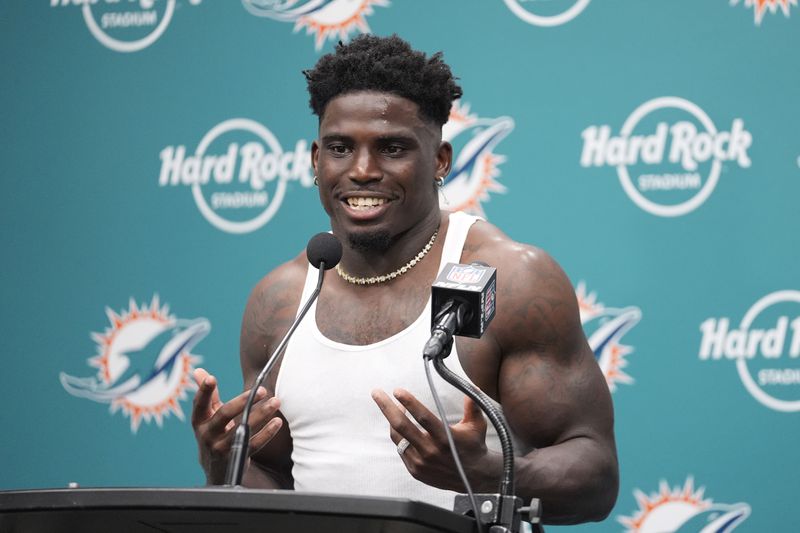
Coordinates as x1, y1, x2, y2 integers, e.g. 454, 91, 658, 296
0, 487, 477, 533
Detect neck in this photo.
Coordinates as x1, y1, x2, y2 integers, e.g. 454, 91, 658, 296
336, 210, 442, 279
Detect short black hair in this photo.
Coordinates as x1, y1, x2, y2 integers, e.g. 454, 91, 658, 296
304, 34, 462, 127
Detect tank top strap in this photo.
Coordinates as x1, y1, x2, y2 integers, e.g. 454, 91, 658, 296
296, 254, 321, 319
437, 211, 483, 271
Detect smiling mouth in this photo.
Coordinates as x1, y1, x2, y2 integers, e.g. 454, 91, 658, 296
345, 196, 387, 210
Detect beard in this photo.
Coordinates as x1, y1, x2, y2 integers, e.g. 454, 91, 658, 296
347, 229, 393, 253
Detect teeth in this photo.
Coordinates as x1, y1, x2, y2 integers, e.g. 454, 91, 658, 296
347, 197, 386, 209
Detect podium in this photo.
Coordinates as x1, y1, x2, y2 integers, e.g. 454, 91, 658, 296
0, 487, 477, 533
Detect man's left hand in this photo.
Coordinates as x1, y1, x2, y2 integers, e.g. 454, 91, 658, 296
371, 388, 496, 492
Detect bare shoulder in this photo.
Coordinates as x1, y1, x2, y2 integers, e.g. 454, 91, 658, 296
240, 253, 309, 390
243, 253, 308, 319
462, 220, 582, 356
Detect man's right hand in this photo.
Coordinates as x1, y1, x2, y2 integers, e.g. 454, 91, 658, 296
191, 367, 284, 485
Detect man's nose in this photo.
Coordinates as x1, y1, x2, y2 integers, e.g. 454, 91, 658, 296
349, 148, 382, 183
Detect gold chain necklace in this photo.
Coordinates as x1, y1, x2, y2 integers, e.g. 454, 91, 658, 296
335, 230, 438, 285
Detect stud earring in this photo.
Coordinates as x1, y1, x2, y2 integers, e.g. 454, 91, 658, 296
436, 176, 449, 206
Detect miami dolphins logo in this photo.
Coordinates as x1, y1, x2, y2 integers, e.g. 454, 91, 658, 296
730, 0, 797, 24
441, 101, 515, 218
576, 282, 641, 392
618, 477, 751, 532
60, 295, 209, 432
241, 0, 389, 50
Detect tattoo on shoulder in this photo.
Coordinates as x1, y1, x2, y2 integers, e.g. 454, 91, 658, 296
243, 276, 301, 362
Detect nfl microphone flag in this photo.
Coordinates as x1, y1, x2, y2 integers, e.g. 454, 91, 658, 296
432, 263, 497, 339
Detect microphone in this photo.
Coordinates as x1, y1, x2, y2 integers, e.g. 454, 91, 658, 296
225, 232, 342, 486
423, 262, 497, 358
307, 232, 342, 270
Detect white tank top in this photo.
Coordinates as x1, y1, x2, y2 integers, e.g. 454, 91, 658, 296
276, 211, 501, 509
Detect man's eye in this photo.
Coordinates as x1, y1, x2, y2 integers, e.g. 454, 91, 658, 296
328, 144, 349, 154
383, 145, 405, 155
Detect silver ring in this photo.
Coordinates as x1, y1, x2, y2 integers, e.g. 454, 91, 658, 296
396, 438, 410, 456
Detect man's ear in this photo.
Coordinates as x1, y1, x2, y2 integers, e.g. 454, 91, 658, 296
311, 140, 320, 176
436, 141, 453, 180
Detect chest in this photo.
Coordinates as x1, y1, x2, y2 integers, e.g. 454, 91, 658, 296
312, 282, 501, 399
315, 281, 430, 345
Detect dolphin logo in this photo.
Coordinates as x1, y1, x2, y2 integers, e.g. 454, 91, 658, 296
576, 283, 641, 391
674, 502, 751, 533
583, 306, 641, 364
242, 0, 331, 21
442, 105, 514, 216
584, 305, 641, 390
61, 318, 210, 403
241, 0, 389, 50
618, 478, 750, 533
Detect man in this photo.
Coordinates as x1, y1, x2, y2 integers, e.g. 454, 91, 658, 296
192, 34, 618, 525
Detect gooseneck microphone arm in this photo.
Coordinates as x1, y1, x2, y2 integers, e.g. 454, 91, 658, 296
433, 353, 515, 495
430, 341, 543, 533
225, 233, 342, 487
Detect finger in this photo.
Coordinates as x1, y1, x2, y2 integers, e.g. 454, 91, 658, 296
191, 370, 218, 424
206, 386, 267, 434
247, 396, 281, 434
461, 396, 484, 426
193, 368, 224, 409
250, 418, 283, 454
390, 427, 422, 466
193, 367, 208, 387
247, 397, 282, 452
392, 388, 448, 443
371, 389, 427, 446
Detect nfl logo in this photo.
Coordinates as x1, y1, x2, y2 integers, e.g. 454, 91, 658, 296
447, 265, 485, 284
484, 284, 495, 315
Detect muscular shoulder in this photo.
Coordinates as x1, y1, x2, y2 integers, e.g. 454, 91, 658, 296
462, 220, 583, 356
239, 253, 308, 387
244, 253, 308, 319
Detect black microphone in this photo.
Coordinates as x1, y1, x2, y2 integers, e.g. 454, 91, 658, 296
225, 232, 342, 487
306, 232, 343, 270
423, 262, 497, 358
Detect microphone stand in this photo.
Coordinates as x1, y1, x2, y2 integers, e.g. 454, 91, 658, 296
224, 260, 329, 487
424, 314, 544, 533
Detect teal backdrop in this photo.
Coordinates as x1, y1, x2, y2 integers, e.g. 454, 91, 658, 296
2, 1, 799, 531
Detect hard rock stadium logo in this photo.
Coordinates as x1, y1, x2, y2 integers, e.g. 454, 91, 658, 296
59, 296, 209, 432
580, 97, 753, 217
618, 477, 751, 533
576, 282, 641, 392
503, 0, 592, 27
699, 290, 800, 412
50, 0, 202, 53
441, 101, 515, 218
731, 0, 798, 24
241, 0, 389, 50
158, 118, 315, 234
